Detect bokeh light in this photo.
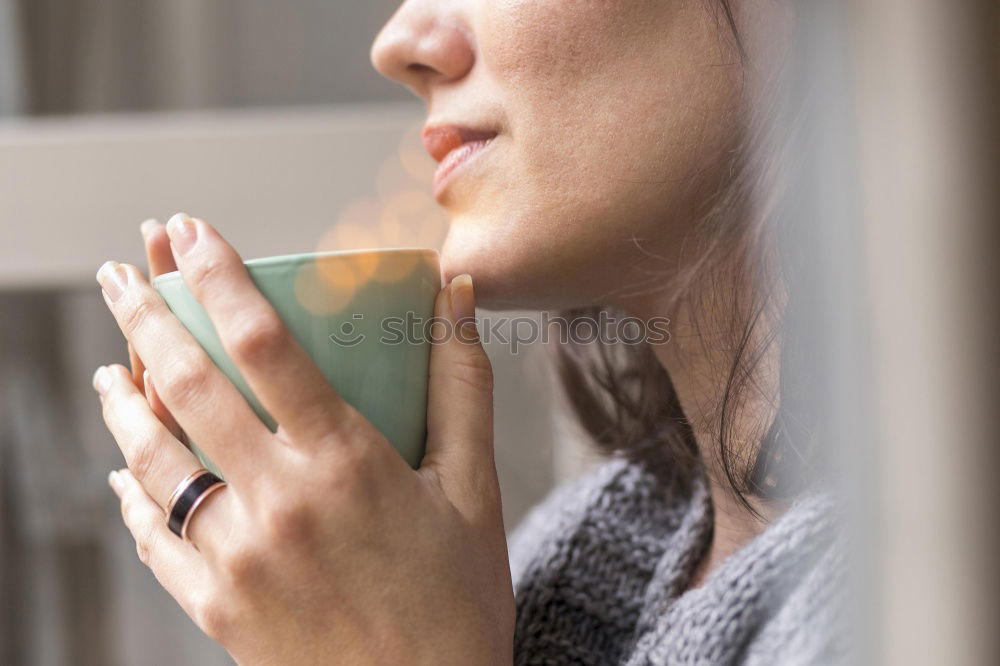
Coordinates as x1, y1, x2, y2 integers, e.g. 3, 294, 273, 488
295, 258, 359, 315
399, 122, 437, 183
300, 121, 444, 311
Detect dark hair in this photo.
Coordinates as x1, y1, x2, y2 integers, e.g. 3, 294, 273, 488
554, 0, 816, 515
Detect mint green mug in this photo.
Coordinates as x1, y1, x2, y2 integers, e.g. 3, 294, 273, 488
152, 248, 441, 474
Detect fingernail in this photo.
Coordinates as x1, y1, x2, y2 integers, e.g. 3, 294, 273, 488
108, 469, 124, 495
96, 261, 128, 303
165, 212, 198, 255
143, 369, 154, 402
92, 365, 113, 395
449, 274, 478, 340
139, 218, 160, 238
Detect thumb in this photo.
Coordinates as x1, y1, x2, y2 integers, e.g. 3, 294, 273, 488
422, 274, 500, 517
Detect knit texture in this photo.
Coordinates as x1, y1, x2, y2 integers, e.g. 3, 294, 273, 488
507, 453, 846, 665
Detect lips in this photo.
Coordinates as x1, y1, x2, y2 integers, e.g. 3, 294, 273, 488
422, 125, 497, 198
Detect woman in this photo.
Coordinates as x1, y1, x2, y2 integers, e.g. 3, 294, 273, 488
92, 0, 844, 664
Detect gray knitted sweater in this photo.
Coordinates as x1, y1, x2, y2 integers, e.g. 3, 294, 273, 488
507, 454, 845, 665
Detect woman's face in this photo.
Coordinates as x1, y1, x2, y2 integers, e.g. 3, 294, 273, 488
372, 0, 749, 311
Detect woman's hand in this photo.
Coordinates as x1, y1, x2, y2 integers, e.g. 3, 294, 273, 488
127, 219, 183, 440
92, 214, 515, 665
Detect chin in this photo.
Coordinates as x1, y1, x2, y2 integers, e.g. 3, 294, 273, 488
440, 226, 524, 311
439, 217, 594, 313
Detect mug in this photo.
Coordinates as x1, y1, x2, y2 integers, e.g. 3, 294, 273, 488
152, 248, 441, 474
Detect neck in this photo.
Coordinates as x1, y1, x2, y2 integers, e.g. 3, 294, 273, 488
619, 270, 787, 589
688, 474, 787, 589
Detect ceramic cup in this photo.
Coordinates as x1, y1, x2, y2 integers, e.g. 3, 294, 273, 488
152, 248, 441, 474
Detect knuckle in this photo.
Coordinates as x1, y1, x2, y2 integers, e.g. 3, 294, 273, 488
135, 539, 151, 566
218, 545, 266, 588
127, 427, 165, 481
101, 390, 145, 431
188, 255, 231, 293
99, 387, 117, 422
160, 355, 212, 407
446, 351, 494, 391
134, 522, 158, 567
192, 595, 233, 641
260, 501, 316, 543
324, 445, 382, 509
226, 312, 289, 366
120, 491, 141, 527
327, 444, 365, 486
120, 295, 158, 334
119, 490, 135, 522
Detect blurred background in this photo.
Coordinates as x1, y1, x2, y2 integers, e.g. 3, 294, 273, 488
1, 1, 998, 665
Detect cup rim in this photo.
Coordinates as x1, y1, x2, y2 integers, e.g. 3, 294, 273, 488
152, 247, 439, 287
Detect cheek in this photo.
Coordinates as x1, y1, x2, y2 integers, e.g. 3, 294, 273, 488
478, 2, 666, 214
455, 1, 744, 308
481, 0, 737, 185
481, 1, 666, 106
481, 1, 622, 84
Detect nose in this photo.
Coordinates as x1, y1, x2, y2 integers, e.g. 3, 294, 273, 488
370, 1, 475, 100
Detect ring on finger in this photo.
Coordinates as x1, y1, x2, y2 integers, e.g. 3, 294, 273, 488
165, 468, 227, 544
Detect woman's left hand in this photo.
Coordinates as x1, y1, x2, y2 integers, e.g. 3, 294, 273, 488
92, 214, 515, 665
